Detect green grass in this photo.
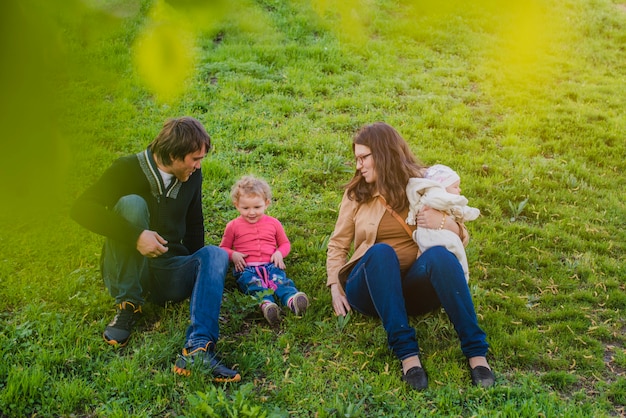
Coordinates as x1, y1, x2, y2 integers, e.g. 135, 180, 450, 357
2, 0, 626, 416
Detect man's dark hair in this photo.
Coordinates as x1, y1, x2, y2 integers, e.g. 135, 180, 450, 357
149, 117, 211, 166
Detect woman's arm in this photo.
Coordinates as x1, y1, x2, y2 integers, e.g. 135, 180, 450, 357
326, 193, 357, 316
326, 194, 356, 287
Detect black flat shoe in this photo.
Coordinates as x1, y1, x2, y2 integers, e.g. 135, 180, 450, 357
402, 366, 428, 391
470, 366, 495, 388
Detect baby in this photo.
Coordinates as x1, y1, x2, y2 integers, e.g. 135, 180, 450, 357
406, 164, 480, 282
219, 175, 309, 325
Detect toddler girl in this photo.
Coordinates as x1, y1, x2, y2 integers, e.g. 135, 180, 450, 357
220, 175, 309, 325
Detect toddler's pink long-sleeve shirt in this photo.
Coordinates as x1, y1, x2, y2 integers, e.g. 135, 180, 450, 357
219, 215, 291, 264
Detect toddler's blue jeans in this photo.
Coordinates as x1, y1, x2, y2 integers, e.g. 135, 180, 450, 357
234, 263, 300, 306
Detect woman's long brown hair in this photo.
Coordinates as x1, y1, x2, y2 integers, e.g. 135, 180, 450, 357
345, 122, 425, 211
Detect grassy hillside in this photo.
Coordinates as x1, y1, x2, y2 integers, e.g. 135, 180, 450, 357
1, 0, 625, 416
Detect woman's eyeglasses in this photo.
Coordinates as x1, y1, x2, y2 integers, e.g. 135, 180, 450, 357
355, 153, 372, 165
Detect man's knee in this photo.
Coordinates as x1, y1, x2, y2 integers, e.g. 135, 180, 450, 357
114, 195, 149, 226
197, 246, 229, 269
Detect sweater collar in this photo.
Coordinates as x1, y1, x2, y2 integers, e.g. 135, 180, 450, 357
137, 147, 182, 199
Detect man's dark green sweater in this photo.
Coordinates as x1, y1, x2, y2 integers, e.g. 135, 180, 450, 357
71, 148, 204, 257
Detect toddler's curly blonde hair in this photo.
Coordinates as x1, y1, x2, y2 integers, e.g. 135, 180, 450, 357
230, 175, 272, 204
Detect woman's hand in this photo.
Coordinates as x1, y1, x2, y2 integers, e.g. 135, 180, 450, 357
416, 206, 444, 229
330, 284, 351, 316
418, 206, 460, 235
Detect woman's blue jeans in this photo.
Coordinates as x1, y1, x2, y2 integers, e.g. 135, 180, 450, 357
344, 243, 488, 361
101, 195, 229, 351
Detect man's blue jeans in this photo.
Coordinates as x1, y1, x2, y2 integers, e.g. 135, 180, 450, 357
344, 243, 488, 361
101, 195, 229, 351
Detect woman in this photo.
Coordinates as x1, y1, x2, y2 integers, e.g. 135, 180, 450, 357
326, 122, 494, 390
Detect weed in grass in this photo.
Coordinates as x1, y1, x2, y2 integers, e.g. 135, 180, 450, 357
317, 394, 367, 418
508, 197, 529, 222
184, 383, 282, 417
336, 311, 351, 334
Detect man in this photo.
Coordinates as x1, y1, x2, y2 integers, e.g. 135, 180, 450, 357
71, 116, 240, 382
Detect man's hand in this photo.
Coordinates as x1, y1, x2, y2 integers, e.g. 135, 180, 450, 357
137, 230, 168, 258
232, 252, 248, 272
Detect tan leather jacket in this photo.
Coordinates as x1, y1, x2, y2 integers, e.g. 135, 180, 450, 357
326, 191, 468, 293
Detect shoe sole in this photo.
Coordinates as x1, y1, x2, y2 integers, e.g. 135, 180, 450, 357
291, 294, 309, 316
172, 365, 241, 382
262, 304, 281, 326
103, 333, 129, 347
173, 365, 191, 376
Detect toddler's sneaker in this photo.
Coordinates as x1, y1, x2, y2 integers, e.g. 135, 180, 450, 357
103, 301, 142, 347
261, 301, 280, 325
287, 292, 309, 316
